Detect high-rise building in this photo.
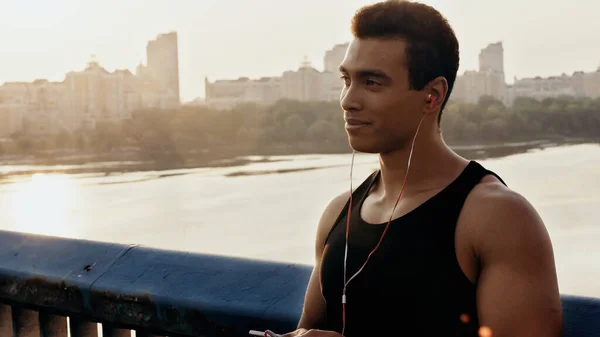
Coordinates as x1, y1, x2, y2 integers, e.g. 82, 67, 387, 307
146, 31, 180, 105
479, 42, 504, 75
452, 42, 508, 105
324, 43, 349, 73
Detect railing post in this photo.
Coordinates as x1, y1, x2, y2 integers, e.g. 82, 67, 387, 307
102, 325, 131, 337
69, 318, 98, 337
11, 307, 39, 337
135, 331, 159, 337
0, 303, 12, 336
39, 312, 68, 337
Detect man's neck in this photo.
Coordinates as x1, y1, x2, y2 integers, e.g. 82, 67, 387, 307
375, 134, 467, 202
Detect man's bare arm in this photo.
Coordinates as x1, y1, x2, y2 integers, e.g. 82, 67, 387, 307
296, 193, 349, 329
466, 181, 563, 337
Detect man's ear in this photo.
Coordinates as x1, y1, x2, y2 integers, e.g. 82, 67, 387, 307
427, 76, 448, 111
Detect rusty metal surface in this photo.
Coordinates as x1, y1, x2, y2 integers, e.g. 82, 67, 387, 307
11, 306, 39, 337
90, 247, 312, 336
136, 331, 160, 337
102, 325, 131, 337
0, 303, 12, 336
69, 318, 98, 337
39, 312, 68, 337
0, 230, 133, 316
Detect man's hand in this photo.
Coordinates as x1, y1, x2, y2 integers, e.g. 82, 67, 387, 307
281, 328, 344, 337
280, 328, 308, 336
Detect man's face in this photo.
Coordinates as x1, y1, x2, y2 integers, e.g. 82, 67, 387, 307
339, 37, 425, 154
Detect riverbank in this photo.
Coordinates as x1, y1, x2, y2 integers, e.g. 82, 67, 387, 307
0, 138, 597, 179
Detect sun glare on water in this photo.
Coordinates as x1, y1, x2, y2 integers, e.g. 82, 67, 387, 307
9, 173, 78, 238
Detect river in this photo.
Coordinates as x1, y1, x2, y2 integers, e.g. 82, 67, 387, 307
0, 143, 598, 298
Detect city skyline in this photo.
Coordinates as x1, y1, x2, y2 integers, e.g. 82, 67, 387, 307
4, 33, 599, 106
1, 0, 599, 102
203, 40, 600, 110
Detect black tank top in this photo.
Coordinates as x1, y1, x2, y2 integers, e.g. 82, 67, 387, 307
320, 161, 506, 337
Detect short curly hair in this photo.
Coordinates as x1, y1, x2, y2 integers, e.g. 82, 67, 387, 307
351, 0, 460, 124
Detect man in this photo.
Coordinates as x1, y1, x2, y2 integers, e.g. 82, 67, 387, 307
277, 1, 563, 336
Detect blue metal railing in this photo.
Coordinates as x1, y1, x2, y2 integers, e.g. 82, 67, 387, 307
0, 230, 598, 337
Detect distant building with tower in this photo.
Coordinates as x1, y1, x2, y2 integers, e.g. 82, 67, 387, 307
0, 32, 181, 137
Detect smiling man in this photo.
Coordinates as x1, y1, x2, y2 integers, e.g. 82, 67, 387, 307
275, 1, 563, 337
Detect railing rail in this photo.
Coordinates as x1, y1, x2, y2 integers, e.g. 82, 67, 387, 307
0, 230, 310, 336
0, 230, 599, 337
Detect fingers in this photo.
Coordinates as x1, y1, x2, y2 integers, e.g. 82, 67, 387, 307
274, 328, 343, 337
298, 329, 343, 337
249, 330, 281, 337
280, 328, 308, 337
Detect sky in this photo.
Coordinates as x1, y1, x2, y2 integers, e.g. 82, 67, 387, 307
1, 0, 599, 102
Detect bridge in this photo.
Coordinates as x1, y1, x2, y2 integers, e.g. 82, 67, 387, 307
0, 230, 598, 337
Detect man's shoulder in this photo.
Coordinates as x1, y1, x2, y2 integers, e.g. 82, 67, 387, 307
314, 191, 350, 251
461, 172, 551, 258
322, 191, 351, 224
465, 173, 536, 221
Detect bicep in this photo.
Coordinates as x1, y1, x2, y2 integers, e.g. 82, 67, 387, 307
475, 194, 563, 337
297, 264, 327, 329
477, 253, 562, 337
297, 193, 349, 329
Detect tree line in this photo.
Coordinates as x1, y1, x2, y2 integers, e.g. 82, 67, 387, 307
3, 95, 599, 163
